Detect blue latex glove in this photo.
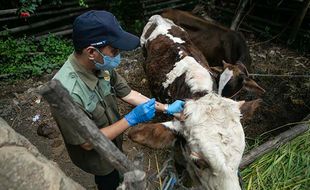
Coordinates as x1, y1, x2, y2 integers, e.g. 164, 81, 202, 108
125, 98, 156, 127
166, 100, 185, 115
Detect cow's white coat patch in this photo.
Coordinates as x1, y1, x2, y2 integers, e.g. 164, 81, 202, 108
162, 56, 213, 93
140, 15, 185, 46
218, 68, 234, 95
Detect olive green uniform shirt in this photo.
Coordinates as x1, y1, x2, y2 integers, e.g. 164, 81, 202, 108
52, 53, 131, 175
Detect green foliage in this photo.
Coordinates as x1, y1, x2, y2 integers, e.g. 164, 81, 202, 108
17, 0, 88, 14
18, 0, 42, 13
0, 35, 73, 78
78, 0, 88, 8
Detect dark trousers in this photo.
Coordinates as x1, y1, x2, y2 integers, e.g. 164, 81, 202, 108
95, 170, 120, 190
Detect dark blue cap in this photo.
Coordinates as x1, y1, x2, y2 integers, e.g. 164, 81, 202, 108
73, 10, 140, 51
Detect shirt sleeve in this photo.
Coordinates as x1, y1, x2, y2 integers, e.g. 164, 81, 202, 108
51, 95, 86, 145
110, 70, 131, 98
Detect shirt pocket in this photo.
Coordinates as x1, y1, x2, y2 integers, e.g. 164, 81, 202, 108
99, 79, 112, 97
91, 103, 109, 128
85, 92, 98, 113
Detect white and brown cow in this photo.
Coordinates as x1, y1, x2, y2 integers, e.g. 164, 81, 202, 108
129, 15, 261, 190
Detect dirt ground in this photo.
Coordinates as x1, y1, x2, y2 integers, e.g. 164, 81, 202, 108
0, 39, 309, 189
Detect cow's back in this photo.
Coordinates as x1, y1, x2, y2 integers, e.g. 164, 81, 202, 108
161, 9, 251, 69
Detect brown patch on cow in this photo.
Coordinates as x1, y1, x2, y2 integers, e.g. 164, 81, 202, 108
168, 26, 210, 70
161, 9, 252, 70
240, 99, 262, 121
162, 9, 229, 31
144, 23, 157, 41
128, 123, 176, 149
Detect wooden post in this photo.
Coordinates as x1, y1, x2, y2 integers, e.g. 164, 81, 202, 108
38, 80, 135, 174
230, 0, 250, 30
287, 0, 310, 44
240, 114, 310, 169
118, 170, 147, 190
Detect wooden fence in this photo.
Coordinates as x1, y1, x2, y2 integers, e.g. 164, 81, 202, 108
0, 0, 107, 38
141, 0, 198, 18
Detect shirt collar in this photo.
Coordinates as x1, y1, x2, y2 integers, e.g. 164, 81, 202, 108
69, 53, 103, 90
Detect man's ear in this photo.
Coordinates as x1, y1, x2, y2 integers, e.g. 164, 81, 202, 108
85, 46, 96, 60
210, 66, 223, 76
222, 60, 232, 69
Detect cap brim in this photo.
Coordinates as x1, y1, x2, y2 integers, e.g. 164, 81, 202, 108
110, 31, 140, 51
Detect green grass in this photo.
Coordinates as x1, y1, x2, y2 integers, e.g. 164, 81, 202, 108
242, 130, 310, 190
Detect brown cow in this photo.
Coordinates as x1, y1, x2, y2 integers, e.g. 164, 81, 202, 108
130, 14, 262, 190
161, 9, 252, 70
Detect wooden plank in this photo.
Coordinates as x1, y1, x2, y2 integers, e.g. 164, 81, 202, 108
0, 2, 102, 22
0, 9, 17, 16
144, 0, 186, 9
0, 0, 98, 16
141, 0, 167, 4
39, 80, 136, 174
144, 1, 196, 16
35, 28, 73, 40
0, 11, 83, 35
40, 78, 148, 190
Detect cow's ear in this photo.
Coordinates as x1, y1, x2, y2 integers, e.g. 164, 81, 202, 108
236, 61, 249, 76
128, 123, 176, 149
210, 66, 223, 76
222, 60, 232, 69
239, 99, 262, 121
243, 78, 266, 96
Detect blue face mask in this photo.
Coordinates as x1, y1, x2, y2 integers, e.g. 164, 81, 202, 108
93, 49, 121, 70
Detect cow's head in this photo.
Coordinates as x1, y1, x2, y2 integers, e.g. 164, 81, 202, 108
128, 96, 262, 189
212, 61, 266, 98
161, 94, 245, 190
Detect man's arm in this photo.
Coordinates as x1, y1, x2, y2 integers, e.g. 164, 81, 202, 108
81, 98, 156, 151
81, 117, 130, 150
121, 90, 167, 112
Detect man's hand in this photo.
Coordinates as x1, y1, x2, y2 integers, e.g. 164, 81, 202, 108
125, 98, 156, 126
165, 100, 185, 115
